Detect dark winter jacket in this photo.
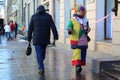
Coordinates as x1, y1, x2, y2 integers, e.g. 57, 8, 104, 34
28, 5, 58, 45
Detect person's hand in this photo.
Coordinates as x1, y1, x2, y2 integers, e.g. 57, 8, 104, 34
26, 42, 32, 56
28, 41, 31, 45
52, 39, 56, 46
68, 29, 73, 35
84, 26, 87, 30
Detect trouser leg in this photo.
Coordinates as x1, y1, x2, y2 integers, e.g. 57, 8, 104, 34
5, 32, 8, 38
35, 44, 47, 70
72, 49, 81, 66
41, 44, 47, 60
81, 49, 87, 66
72, 48, 87, 66
8, 32, 10, 39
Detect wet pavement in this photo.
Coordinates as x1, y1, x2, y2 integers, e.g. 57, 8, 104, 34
0, 36, 116, 80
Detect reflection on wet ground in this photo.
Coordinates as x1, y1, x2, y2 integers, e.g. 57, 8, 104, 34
0, 37, 115, 80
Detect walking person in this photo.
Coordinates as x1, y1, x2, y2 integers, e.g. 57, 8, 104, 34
14, 22, 18, 39
9, 20, 15, 39
67, 5, 91, 74
0, 23, 4, 35
28, 5, 58, 75
4, 22, 11, 41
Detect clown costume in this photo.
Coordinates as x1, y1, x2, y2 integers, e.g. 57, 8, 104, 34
67, 5, 91, 74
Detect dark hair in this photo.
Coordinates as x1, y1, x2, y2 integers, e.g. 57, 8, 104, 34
10, 20, 13, 23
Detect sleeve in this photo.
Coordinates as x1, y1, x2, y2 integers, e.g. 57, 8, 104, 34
50, 16, 58, 40
28, 15, 34, 42
66, 20, 73, 30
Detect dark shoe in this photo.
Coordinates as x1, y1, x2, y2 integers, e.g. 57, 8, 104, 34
39, 70, 44, 75
7, 38, 9, 41
39, 74, 45, 80
76, 65, 82, 74
76, 73, 85, 80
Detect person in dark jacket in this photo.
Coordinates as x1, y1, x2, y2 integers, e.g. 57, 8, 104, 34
28, 5, 58, 74
15, 22, 18, 39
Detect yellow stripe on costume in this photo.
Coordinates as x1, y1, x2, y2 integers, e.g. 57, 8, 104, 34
70, 18, 80, 41
72, 49, 81, 60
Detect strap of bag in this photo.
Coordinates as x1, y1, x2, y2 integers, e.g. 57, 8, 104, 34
28, 43, 31, 48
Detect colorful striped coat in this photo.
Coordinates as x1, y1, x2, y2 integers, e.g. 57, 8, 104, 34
67, 16, 90, 49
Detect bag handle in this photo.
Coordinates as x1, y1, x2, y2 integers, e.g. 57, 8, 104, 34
28, 43, 31, 46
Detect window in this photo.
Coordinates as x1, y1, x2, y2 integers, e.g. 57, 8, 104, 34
70, 0, 86, 9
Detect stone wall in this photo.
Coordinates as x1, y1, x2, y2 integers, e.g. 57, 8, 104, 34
86, 0, 97, 51
59, 0, 65, 43
112, 4, 120, 56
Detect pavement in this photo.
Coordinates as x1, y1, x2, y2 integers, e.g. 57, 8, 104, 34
0, 35, 118, 80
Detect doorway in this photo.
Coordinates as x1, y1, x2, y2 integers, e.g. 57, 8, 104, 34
105, 0, 114, 39
96, 0, 114, 41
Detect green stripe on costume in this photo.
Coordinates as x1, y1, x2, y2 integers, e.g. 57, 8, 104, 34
67, 20, 73, 29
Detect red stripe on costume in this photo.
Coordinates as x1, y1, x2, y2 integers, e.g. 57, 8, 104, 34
72, 60, 81, 66
72, 60, 86, 66
70, 40, 78, 45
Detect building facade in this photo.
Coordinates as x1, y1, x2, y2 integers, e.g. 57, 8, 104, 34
58, 0, 120, 57
22, 0, 41, 30
4, 0, 41, 29
4, 0, 120, 57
